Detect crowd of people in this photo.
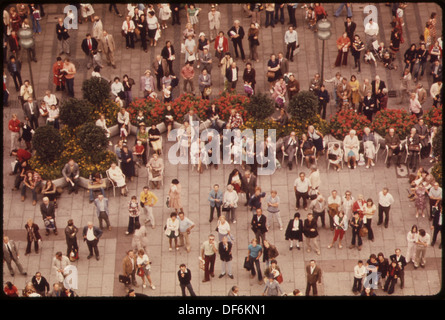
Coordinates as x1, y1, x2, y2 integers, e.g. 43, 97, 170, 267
3, 3, 442, 298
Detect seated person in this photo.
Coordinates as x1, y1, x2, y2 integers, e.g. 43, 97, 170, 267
62, 159, 80, 194
300, 133, 316, 168
343, 130, 360, 169
147, 153, 164, 189
41, 180, 60, 208
108, 162, 127, 196
21, 170, 42, 205
327, 143, 342, 172
133, 140, 145, 166
88, 172, 106, 203
148, 124, 162, 155
362, 127, 377, 169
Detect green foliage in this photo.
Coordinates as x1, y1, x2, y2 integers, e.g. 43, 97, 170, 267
82, 76, 111, 106
31, 125, 64, 163
244, 92, 275, 120
431, 161, 442, 187
59, 98, 93, 129
77, 122, 109, 158
288, 90, 319, 121
432, 126, 442, 162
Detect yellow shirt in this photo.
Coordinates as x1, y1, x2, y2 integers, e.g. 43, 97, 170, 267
140, 191, 158, 206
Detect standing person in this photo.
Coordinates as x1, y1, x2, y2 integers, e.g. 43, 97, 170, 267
266, 190, 283, 230
377, 187, 394, 228
126, 196, 140, 235
63, 58, 76, 97
352, 260, 366, 294
363, 198, 376, 242
287, 3, 297, 28
305, 260, 322, 296
198, 69, 212, 99
82, 221, 102, 260
228, 20, 246, 62
178, 211, 195, 253
247, 238, 263, 284
414, 229, 430, 269
304, 213, 321, 255
327, 211, 348, 249
225, 62, 239, 91
247, 22, 259, 62
335, 32, 350, 67
364, 18, 379, 50
56, 18, 70, 55
317, 85, 330, 119
165, 212, 180, 251
3, 236, 27, 276
122, 250, 138, 290
223, 184, 239, 224
263, 274, 283, 296
122, 15, 135, 49
181, 61, 195, 94
351, 34, 364, 72
8, 113, 20, 152
51, 252, 70, 285
31, 272, 50, 297
161, 40, 176, 75
406, 225, 419, 263
218, 235, 234, 279
201, 234, 218, 282
309, 194, 327, 228
52, 56, 65, 91
100, 30, 116, 69
7, 56, 22, 92
40, 196, 57, 236
139, 186, 158, 228
24, 218, 41, 255
168, 179, 183, 213
390, 248, 407, 289
349, 212, 363, 250
64, 219, 79, 261
294, 172, 311, 210
208, 184, 223, 223
376, 252, 389, 289
285, 212, 304, 250
178, 264, 196, 296
251, 208, 268, 245
20, 170, 41, 206
430, 204, 443, 249
94, 194, 111, 231
208, 5, 220, 42
136, 249, 155, 289
81, 33, 98, 69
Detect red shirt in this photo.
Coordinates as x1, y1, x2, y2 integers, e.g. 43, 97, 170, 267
16, 149, 32, 162
8, 119, 21, 132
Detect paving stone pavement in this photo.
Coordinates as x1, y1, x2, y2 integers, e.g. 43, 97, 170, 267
2, 2, 442, 298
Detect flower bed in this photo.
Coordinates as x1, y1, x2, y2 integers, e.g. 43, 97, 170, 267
371, 108, 417, 139
329, 109, 371, 140
424, 104, 442, 128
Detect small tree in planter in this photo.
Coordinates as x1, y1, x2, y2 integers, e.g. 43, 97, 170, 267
32, 125, 64, 163
82, 76, 111, 106
243, 92, 273, 121
288, 90, 318, 121
59, 98, 93, 129
77, 122, 109, 160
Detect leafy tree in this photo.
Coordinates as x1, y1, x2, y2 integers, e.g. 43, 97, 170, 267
82, 76, 111, 106
59, 98, 93, 129
244, 92, 275, 120
77, 122, 109, 159
288, 90, 318, 121
32, 125, 64, 163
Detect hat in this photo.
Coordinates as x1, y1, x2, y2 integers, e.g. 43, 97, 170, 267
199, 32, 205, 37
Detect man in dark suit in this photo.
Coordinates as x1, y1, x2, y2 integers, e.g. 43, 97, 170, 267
178, 263, 196, 296
152, 54, 169, 91
242, 170, 257, 205
389, 248, 407, 289
80, 33, 98, 69
171, 3, 181, 25
344, 17, 356, 43
41, 196, 57, 236
281, 131, 298, 170
22, 97, 39, 129
3, 236, 27, 276
228, 20, 245, 61
251, 208, 268, 245
305, 259, 322, 296
225, 62, 239, 90
371, 75, 386, 110
82, 221, 103, 260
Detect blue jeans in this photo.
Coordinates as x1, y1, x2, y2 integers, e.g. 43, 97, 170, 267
265, 11, 274, 27
89, 188, 106, 201
21, 182, 41, 201
335, 3, 352, 17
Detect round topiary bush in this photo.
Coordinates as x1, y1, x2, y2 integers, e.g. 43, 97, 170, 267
59, 98, 93, 129
288, 90, 319, 121
77, 122, 109, 158
244, 92, 275, 120
32, 125, 64, 163
82, 76, 111, 106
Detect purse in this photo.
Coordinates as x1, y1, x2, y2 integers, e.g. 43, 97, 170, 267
137, 267, 145, 277
276, 274, 283, 284
119, 275, 131, 285
359, 226, 368, 237
267, 71, 275, 79
408, 144, 420, 152
243, 257, 252, 271
328, 153, 338, 160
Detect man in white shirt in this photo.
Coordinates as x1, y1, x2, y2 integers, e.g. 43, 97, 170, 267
43, 90, 58, 107
414, 229, 430, 268
364, 18, 379, 50
309, 194, 327, 228
82, 221, 103, 260
178, 212, 195, 253
352, 260, 366, 294
117, 107, 130, 132
284, 25, 298, 61
294, 172, 311, 210
327, 190, 342, 230
377, 187, 394, 228
428, 182, 442, 219
430, 80, 442, 107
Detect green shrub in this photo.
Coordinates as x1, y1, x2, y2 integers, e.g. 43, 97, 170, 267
32, 125, 64, 163
59, 98, 93, 129
244, 92, 275, 120
431, 161, 442, 187
432, 126, 442, 162
288, 90, 319, 121
77, 122, 109, 159
82, 76, 111, 106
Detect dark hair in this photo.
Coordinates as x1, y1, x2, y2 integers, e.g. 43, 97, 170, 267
418, 229, 426, 237
180, 263, 186, 268
294, 212, 300, 218
170, 212, 177, 218
172, 179, 179, 184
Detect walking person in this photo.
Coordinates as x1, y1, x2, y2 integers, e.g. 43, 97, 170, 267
305, 260, 322, 296
82, 221, 102, 260
218, 235, 234, 279
178, 211, 195, 253
377, 187, 394, 228
3, 236, 27, 276
201, 234, 218, 282
178, 264, 196, 296
304, 212, 321, 255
